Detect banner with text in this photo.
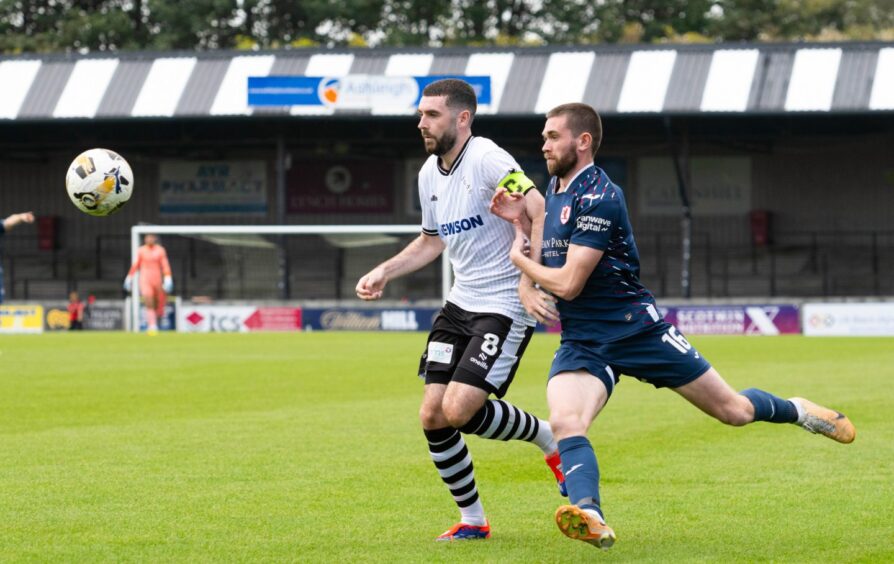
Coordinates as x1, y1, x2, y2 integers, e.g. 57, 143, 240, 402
637, 157, 752, 216
159, 160, 267, 216
248, 75, 491, 111
661, 305, 800, 335
287, 160, 393, 214
43, 302, 125, 331
179, 305, 302, 333
302, 307, 441, 332
0, 305, 44, 334
803, 303, 894, 336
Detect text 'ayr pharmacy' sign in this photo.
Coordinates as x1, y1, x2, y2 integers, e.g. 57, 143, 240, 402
159, 160, 267, 216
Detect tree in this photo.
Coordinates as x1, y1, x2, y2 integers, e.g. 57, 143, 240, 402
1, 0, 893, 53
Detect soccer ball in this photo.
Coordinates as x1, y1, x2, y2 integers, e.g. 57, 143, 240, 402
65, 148, 134, 216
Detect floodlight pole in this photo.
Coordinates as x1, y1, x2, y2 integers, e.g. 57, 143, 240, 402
129, 228, 141, 331
664, 117, 692, 299
275, 135, 290, 299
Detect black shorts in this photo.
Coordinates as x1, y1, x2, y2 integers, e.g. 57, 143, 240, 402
418, 301, 535, 398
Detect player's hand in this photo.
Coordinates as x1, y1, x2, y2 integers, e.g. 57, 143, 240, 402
123, 276, 132, 292
520, 284, 559, 326
509, 220, 530, 265
489, 187, 526, 222
356, 267, 386, 300
163, 275, 173, 293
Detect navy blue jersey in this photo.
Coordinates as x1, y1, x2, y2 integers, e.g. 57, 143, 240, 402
542, 165, 660, 343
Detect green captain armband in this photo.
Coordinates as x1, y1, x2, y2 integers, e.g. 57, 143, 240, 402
498, 170, 536, 194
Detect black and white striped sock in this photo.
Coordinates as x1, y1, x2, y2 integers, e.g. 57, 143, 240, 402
461, 399, 557, 454
424, 427, 486, 526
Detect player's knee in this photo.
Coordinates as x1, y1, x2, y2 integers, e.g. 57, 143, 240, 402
442, 401, 475, 429
419, 403, 449, 429
716, 399, 752, 427
549, 411, 588, 441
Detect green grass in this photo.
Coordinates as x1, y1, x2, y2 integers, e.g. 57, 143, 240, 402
0, 332, 891, 562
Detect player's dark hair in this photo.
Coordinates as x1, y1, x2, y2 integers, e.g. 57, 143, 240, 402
546, 103, 602, 156
422, 79, 477, 119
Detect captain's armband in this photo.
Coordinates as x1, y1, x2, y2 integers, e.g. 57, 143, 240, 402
498, 170, 536, 195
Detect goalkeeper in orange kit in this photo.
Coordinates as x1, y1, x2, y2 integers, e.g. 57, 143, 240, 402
124, 233, 172, 334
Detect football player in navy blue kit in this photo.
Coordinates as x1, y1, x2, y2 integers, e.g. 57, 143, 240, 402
490, 103, 856, 550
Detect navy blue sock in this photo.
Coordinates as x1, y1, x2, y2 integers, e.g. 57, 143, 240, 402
558, 436, 603, 518
740, 388, 798, 423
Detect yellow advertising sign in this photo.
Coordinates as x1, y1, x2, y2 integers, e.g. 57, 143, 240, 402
46, 308, 71, 330
0, 305, 45, 334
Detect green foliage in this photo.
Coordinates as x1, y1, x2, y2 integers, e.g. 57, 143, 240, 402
0, 332, 891, 560
0, 0, 893, 52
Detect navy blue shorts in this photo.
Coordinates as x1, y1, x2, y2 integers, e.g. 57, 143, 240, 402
549, 321, 711, 396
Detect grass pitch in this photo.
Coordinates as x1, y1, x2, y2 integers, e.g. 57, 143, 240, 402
0, 332, 891, 562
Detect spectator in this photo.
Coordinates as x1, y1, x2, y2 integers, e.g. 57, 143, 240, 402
68, 291, 85, 330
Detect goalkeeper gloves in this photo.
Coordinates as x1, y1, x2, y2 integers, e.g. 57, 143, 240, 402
163, 276, 173, 293
123, 276, 132, 292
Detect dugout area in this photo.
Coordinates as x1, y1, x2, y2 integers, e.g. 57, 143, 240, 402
0, 43, 893, 303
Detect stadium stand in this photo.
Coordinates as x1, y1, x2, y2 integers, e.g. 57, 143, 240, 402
1, 42, 892, 301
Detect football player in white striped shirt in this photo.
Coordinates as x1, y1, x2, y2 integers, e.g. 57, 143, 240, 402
356, 79, 564, 541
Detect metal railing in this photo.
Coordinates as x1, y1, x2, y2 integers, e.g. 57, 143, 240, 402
3, 229, 892, 301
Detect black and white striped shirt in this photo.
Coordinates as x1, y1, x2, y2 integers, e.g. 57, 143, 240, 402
420, 136, 535, 326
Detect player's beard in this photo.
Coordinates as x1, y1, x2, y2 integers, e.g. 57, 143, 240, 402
423, 127, 457, 157
546, 149, 578, 178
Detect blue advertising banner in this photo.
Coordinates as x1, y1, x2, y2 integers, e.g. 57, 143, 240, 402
139, 301, 177, 332
248, 75, 491, 110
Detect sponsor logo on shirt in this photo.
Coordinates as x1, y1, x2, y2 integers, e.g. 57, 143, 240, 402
440, 214, 484, 236
560, 205, 571, 224
543, 237, 569, 258
576, 215, 612, 232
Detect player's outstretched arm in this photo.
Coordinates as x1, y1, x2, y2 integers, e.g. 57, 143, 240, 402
355, 234, 445, 301
509, 220, 602, 301
2, 211, 35, 231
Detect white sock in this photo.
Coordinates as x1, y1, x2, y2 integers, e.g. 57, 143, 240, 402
789, 397, 807, 424
533, 419, 559, 455
460, 499, 487, 526
468, 400, 557, 455
583, 507, 606, 524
